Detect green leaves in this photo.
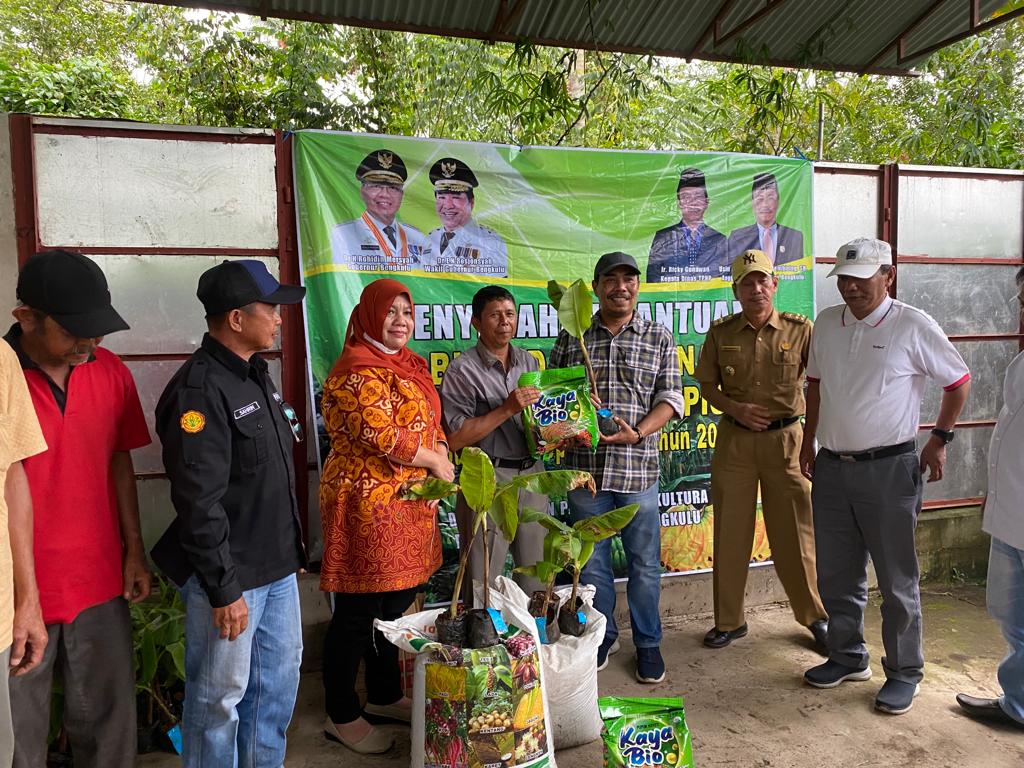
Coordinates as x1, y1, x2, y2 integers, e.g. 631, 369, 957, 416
492, 470, 595, 541
514, 560, 561, 585
400, 476, 460, 501
460, 446, 496, 519
574, 504, 639, 544
547, 279, 593, 341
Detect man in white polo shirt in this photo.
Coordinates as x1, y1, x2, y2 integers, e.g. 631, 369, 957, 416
956, 266, 1024, 731
799, 237, 970, 715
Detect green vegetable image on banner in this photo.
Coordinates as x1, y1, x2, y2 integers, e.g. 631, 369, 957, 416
293, 130, 814, 596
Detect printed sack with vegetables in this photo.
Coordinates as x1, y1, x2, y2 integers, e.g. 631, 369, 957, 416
375, 608, 557, 768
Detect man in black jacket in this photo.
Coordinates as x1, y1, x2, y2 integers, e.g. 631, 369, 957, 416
152, 260, 306, 767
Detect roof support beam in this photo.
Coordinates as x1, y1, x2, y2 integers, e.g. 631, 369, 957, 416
489, 0, 528, 40
861, 0, 945, 73
899, 4, 1024, 63
714, 0, 790, 48
689, 0, 737, 60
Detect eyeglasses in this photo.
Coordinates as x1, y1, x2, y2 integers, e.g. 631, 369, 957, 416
278, 399, 304, 443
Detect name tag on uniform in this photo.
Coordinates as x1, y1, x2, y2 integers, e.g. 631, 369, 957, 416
234, 402, 260, 420
722, 345, 741, 351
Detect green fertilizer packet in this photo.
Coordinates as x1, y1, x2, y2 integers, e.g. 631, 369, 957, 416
599, 696, 694, 768
518, 365, 600, 459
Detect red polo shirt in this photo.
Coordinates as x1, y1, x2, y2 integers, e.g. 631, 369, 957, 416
4, 327, 151, 624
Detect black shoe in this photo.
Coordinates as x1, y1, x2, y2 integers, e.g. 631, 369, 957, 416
874, 678, 920, 715
808, 620, 828, 655
804, 660, 872, 689
956, 694, 1024, 729
703, 623, 748, 649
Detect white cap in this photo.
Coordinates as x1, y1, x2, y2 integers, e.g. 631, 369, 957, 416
827, 238, 892, 279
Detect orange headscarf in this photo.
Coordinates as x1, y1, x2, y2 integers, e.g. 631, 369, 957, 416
330, 279, 443, 430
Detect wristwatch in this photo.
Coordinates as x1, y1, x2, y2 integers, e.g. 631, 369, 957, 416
634, 426, 645, 444
931, 428, 955, 444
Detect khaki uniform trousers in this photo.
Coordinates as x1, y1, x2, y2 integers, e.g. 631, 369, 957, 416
710, 418, 826, 631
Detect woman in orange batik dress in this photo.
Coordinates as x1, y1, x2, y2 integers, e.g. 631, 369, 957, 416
318, 278, 455, 755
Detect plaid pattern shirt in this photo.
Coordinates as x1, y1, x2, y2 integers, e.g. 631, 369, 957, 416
549, 312, 684, 492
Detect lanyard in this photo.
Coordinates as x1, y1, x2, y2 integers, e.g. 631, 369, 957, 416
362, 213, 409, 264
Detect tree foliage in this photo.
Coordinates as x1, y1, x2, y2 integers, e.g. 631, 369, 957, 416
0, 0, 1021, 167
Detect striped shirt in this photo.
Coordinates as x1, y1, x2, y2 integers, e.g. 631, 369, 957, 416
549, 312, 685, 492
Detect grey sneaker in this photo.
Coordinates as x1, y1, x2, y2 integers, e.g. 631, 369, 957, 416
874, 679, 920, 715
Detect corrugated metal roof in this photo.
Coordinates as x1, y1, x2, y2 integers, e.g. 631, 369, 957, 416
134, 0, 1020, 75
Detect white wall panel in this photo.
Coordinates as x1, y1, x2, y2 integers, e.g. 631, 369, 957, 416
34, 134, 278, 249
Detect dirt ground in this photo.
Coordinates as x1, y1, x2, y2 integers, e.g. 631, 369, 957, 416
139, 585, 1024, 767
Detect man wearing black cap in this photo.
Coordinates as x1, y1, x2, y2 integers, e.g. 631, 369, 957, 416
329, 148, 430, 271
426, 157, 508, 277
151, 260, 307, 766
549, 252, 684, 684
647, 168, 729, 283
727, 173, 804, 266
5, 250, 152, 768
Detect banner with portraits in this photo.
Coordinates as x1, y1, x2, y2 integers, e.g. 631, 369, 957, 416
293, 131, 814, 603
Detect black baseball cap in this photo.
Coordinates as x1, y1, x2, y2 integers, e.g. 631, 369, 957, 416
17, 250, 129, 338
593, 251, 640, 281
197, 260, 306, 316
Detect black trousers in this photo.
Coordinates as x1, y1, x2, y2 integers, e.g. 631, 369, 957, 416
323, 587, 419, 724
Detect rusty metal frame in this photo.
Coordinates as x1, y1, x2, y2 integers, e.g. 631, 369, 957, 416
9, 114, 39, 266
126, 0, 917, 76
714, 0, 791, 48
8, 114, 312, 548
689, 0, 738, 60
274, 130, 310, 547
862, 0, 946, 72
900, 4, 1024, 63
488, 0, 529, 40
31, 121, 275, 144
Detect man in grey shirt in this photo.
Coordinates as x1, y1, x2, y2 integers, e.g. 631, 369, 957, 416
441, 286, 545, 603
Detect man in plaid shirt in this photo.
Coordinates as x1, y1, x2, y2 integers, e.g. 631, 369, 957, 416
549, 251, 684, 683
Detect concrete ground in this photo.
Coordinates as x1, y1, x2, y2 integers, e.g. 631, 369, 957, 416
140, 585, 1024, 767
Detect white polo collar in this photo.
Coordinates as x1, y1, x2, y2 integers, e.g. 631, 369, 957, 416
842, 295, 894, 328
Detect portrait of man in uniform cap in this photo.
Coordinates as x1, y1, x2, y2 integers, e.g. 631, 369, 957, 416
727, 172, 804, 266
647, 168, 729, 283
329, 148, 431, 272
425, 156, 509, 278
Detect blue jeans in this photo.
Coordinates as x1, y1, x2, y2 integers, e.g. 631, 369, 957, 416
566, 483, 662, 648
181, 574, 303, 768
987, 537, 1024, 725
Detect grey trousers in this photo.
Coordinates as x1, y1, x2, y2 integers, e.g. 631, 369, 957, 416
812, 449, 925, 684
10, 597, 136, 768
1, 647, 11, 768
457, 461, 548, 604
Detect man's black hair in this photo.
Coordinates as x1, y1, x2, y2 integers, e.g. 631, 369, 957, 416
751, 172, 779, 195
435, 189, 474, 202
472, 285, 515, 319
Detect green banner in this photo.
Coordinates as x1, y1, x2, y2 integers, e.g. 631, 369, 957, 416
294, 131, 813, 602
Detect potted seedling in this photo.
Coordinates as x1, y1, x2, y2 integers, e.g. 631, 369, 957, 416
517, 503, 639, 639
547, 278, 619, 435
402, 446, 595, 648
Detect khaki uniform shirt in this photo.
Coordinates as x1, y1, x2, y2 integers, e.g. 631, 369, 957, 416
695, 308, 811, 420
0, 341, 47, 649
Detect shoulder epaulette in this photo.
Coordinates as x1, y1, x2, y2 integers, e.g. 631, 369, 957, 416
185, 357, 209, 389
780, 312, 809, 324
711, 313, 738, 328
